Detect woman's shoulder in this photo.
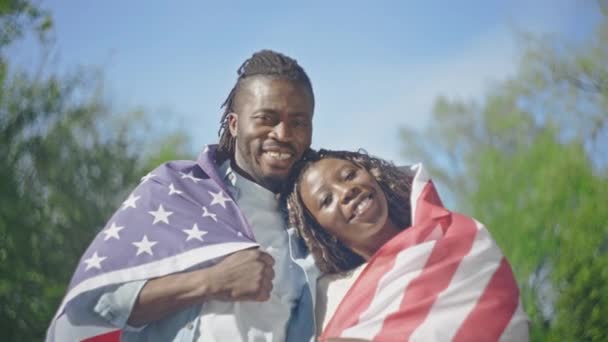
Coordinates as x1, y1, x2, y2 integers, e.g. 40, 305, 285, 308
316, 264, 368, 331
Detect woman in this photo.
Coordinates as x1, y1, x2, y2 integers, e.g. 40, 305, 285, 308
285, 149, 528, 342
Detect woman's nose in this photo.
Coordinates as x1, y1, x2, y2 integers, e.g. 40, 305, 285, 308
340, 185, 361, 205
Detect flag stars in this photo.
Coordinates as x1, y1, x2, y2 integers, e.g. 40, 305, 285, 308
168, 183, 183, 196
83, 251, 107, 271
103, 222, 125, 241
149, 204, 173, 225
202, 206, 217, 222
141, 172, 156, 183
209, 190, 232, 208
180, 171, 202, 183
132, 235, 158, 256
183, 223, 208, 242
121, 193, 140, 210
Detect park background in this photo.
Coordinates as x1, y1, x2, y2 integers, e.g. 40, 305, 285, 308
1, 0, 607, 340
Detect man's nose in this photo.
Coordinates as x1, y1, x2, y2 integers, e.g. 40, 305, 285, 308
269, 122, 293, 141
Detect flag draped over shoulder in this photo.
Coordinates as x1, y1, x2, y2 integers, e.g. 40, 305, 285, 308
46, 145, 258, 342
320, 164, 529, 342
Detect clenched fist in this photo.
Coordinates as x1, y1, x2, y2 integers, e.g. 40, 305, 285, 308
205, 248, 275, 302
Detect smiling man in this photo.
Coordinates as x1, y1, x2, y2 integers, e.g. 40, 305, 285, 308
48, 50, 319, 342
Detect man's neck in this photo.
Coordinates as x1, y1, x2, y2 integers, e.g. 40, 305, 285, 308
229, 158, 281, 194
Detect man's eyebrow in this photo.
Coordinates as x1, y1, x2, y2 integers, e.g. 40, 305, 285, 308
253, 108, 279, 115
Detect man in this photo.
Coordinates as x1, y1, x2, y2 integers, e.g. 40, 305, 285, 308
47, 50, 319, 341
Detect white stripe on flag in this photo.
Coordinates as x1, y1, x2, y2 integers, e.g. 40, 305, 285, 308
340, 240, 436, 340
50, 313, 117, 342
409, 163, 429, 224
409, 221, 503, 340
499, 300, 530, 342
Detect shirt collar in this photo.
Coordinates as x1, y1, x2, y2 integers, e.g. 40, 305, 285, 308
219, 160, 279, 208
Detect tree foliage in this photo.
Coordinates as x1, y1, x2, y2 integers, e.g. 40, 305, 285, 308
0, 1, 191, 339
401, 8, 608, 342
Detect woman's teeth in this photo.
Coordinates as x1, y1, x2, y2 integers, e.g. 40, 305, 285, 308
355, 195, 372, 215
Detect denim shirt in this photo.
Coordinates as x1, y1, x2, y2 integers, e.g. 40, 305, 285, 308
93, 157, 319, 341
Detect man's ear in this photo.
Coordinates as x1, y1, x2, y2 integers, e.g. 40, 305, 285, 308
227, 113, 238, 137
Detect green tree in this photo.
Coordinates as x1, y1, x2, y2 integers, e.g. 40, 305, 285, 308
400, 8, 608, 341
0, 1, 192, 339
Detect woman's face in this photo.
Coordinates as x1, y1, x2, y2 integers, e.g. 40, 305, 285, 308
298, 158, 390, 252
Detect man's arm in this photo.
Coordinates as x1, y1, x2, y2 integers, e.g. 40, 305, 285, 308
126, 248, 275, 327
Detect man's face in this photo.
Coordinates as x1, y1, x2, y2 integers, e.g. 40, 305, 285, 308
228, 76, 314, 192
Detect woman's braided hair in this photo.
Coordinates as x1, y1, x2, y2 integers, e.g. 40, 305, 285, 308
284, 149, 412, 275
217, 50, 314, 157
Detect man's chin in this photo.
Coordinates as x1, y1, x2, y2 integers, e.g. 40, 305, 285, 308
260, 172, 290, 192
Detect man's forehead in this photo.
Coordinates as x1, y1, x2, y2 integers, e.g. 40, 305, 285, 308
234, 76, 314, 110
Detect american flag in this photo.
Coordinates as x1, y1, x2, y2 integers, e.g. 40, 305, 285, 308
320, 164, 529, 342
46, 145, 258, 342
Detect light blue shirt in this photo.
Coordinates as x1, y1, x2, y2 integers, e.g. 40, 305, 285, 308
94, 160, 319, 341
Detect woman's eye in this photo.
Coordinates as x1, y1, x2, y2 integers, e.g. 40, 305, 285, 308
321, 194, 332, 207
345, 169, 357, 180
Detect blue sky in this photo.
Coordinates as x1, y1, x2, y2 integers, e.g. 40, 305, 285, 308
11, 0, 602, 163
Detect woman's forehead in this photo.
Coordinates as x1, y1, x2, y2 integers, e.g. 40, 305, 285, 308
307, 158, 353, 175
300, 158, 354, 189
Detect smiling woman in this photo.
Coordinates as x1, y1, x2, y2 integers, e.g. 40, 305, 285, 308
284, 149, 529, 342
286, 149, 412, 274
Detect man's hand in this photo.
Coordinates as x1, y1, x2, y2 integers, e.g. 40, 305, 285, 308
205, 248, 275, 301
127, 248, 274, 326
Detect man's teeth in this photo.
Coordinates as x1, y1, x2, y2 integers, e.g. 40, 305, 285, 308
265, 151, 292, 160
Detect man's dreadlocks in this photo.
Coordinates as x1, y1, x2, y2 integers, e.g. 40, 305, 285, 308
217, 50, 314, 156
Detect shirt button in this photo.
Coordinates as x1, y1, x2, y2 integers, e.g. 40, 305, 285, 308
187, 323, 194, 330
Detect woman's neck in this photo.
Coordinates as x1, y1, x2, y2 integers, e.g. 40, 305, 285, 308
353, 219, 401, 261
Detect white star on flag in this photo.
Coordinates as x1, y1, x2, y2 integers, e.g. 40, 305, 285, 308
148, 204, 173, 224
121, 193, 140, 210
180, 171, 202, 183
168, 183, 183, 196
202, 206, 218, 222
209, 190, 232, 208
83, 251, 107, 271
103, 222, 125, 241
183, 223, 208, 242
141, 172, 156, 183
132, 235, 158, 256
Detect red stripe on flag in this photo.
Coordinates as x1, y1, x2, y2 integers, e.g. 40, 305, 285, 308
413, 180, 447, 226
374, 213, 478, 341
81, 329, 121, 342
453, 258, 520, 342
321, 236, 403, 338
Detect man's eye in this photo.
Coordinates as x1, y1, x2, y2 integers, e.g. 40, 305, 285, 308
255, 114, 278, 124
292, 119, 310, 127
